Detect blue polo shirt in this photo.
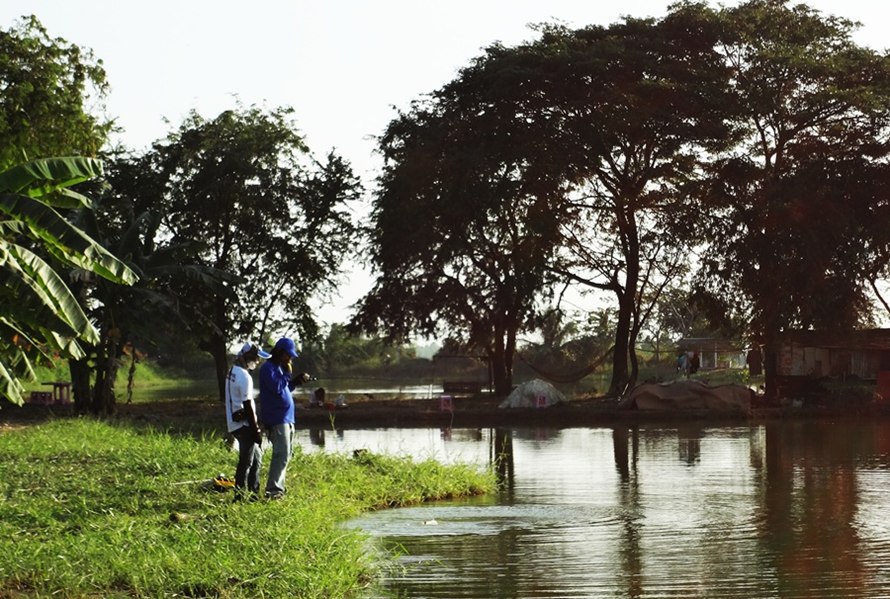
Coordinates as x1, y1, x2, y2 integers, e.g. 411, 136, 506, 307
258, 361, 298, 426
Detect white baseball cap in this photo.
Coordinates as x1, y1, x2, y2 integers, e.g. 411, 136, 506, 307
237, 342, 271, 359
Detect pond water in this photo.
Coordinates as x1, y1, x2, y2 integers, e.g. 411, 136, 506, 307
294, 421, 890, 598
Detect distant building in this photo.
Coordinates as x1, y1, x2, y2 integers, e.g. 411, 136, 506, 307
775, 328, 890, 381
676, 337, 747, 370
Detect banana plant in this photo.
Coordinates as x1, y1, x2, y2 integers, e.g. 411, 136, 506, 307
69, 203, 234, 415
0, 156, 137, 406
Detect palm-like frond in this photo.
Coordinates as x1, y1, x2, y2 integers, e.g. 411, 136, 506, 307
0, 192, 137, 285
0, 156, 137, 406
0, 157, 102, 205
0, 242, 99, 343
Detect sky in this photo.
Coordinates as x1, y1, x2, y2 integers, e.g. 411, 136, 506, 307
2, 0, 890, 328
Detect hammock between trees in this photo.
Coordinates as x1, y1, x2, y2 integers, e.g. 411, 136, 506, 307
517, 345, 614, 384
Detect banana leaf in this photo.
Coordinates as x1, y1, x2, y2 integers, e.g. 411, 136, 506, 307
0, 359, 26, 406
0, 243, 99, 344
0, 156, 102, 206
0, 192, 137, 285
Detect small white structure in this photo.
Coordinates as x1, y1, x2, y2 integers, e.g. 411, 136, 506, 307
499, 379, 567, 408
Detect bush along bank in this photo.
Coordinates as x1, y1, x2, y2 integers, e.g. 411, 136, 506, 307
0, 419, 495, 598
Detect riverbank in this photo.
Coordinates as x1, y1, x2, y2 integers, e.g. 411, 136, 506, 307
294, 393, 890, 427
5, 391, 890, 435
0, 418, 495, 597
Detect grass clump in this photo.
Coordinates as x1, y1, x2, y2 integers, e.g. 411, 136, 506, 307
0, 419, 495, 597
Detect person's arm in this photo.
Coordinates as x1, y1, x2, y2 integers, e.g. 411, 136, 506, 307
242, 399, 262, 440
289, 372, 313, 390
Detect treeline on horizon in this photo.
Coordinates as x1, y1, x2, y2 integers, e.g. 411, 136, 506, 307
3, 0, 890, 413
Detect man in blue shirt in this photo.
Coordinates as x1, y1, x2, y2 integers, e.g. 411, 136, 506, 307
259, 336, 311, 499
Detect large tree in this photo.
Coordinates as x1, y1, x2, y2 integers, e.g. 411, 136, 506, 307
65, 152, 232, 414
148, 106, 361, 400
355, 8, 735, 395
534, 9, 735, 395
697, 0, 890, 397
0, 157, 136, 405
0, 17, 132, 405
0, 15, 111, 168
351, 65, 568, 395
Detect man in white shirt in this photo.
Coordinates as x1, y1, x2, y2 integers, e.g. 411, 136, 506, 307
226, 341, 271, 501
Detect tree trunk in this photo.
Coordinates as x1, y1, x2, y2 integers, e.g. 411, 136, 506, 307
608, 203, 641, 397
491, 343, 512, 396
763, 333, 779, 402
67, 281, 93, 415
628, 307, 644, 390
208, 332, 229, 403
760, 299, 781, 402
489, 320, 518, 396
91, 333, 120, 416
609, 305, 632, 396
69, 358, 92, 415
208, 294, 231, 403
628, 342, 640, 390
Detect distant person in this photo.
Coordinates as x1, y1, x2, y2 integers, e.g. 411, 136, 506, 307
259, 337, 312, 500
689, 352, 700, 375
226, 341, 271, 502
676, 351, 689, 376
746, 347, 763, 376
308, 387, 326, 408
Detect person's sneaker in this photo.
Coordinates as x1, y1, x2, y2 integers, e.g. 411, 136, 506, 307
266, 492, 285, 500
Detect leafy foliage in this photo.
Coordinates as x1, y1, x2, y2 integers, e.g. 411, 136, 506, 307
0, 15, 111, 169
691, 0, 890, 395
0, 157, 136, 405
145, 106, 361, 399
353, 81, 565, 393
356, 9, 735, 394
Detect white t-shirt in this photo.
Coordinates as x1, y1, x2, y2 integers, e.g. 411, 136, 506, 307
225, 365, 256, 433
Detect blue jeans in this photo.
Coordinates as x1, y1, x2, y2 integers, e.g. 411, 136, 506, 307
265, 423, 293, 496
232, 426, 263, 495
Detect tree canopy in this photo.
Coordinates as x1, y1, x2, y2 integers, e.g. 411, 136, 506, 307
146, 106, 362, 399
0, 157, 136, 405
0, 16, 134, 406
0, 15, 111, 168
356, 0, 890, 398
696, 0, 890, 395
354, 6, 735, 394
351, 57, 568, 394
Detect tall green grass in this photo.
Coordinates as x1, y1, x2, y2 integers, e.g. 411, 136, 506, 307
0, 420, 495, 597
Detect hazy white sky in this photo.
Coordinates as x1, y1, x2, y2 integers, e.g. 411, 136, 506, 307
2, 1, 889, 326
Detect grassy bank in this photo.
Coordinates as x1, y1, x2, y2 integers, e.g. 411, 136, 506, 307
24, 355, 216, 394
0, 419, 495, 598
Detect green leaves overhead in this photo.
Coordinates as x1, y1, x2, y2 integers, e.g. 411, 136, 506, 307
0, 157, 102, 204
0, 158, 137, 286
0, 16, 111, 170
0, 156, 138, 406
0, 243, 97, 344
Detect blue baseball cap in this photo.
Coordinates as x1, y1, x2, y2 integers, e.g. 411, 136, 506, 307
274, 337, 299, 358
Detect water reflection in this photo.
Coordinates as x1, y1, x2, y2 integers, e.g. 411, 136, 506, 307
309, 428, 325, 447
296, 422, 890, 598
491, 429, 513, 496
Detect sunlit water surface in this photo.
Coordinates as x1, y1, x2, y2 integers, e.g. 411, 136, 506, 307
294, 422, 890, 598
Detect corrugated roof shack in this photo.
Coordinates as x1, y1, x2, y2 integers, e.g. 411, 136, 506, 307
677, 337, 746, 370
775, 329, 890, 380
